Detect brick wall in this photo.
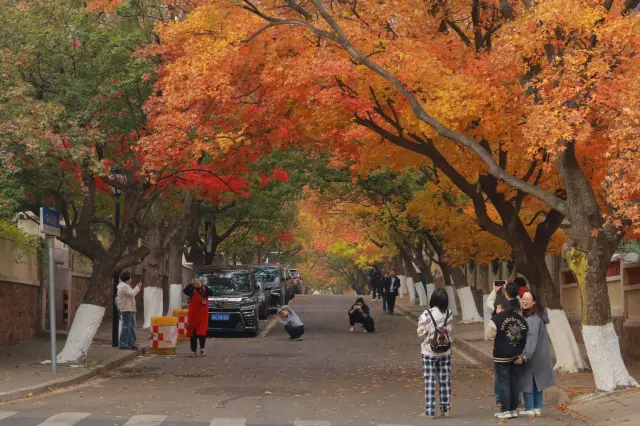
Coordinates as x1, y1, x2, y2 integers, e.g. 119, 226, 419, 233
0, 281, 39, 346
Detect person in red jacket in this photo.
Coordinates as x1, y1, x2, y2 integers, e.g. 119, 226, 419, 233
183, 278, 213, 357
515, 277, 529, 298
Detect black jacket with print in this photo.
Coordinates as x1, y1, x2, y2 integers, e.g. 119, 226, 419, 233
491, 310, 528, 362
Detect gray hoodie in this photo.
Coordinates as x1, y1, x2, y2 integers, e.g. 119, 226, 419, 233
515, 310, 556, 393
278, 306, 303, 327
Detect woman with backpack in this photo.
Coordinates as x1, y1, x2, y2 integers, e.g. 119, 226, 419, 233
417, 288, 453, 419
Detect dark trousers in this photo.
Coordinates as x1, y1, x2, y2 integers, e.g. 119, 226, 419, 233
190, 331, 206, 352
494, 363, 521, 405
386, 293, 397, 313
494, 362, 520, 412
285, 323, 305, 339
349, 312, 375, 332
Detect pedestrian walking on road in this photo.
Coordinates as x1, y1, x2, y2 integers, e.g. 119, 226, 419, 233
417, 288, 453, 419
486, 286, 528, 420
382, 272, 390, 313
278, 305, 304, 341
369, 265, 383, 301
384, 269, 401, 314
183, 277, 213, 356
348, 297, 375, 332
514, 291, 555, 418
117, 272, 142, 350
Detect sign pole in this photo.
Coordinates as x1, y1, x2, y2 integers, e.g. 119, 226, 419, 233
41, 207, 60, 373
48, 236, 57, 373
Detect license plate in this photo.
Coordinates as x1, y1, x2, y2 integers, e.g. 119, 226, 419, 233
211, 313, 230, 321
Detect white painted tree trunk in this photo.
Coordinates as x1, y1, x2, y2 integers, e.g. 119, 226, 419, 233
546, 309, 586, 373
143, 287, 163, 329
483, 294, 491, 340
167, 284, 183, 316
406, 277, 417, 303
426, 283, 436, 299
415, 281, 428, 306
583, 323, 639, 391
456, 286, 483, 323
56, 304, 105, 364
445, 286, 458, 316
397, 275, 406, 297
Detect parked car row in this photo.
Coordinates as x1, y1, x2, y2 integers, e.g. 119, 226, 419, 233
192, 263, 303, 337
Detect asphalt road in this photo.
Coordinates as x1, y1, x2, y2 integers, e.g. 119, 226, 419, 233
0, 295, 580, 425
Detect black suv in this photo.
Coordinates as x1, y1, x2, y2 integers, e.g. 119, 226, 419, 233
194, 266, 265, 337
252, 264, 294, 313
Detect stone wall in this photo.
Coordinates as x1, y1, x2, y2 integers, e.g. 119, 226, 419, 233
0, 281, 39, 346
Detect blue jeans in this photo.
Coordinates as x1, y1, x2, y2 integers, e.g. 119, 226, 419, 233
523, 381, 543, 410
382, 295, 388, 312
494, 363, 521, 405
119, 311, 137, 348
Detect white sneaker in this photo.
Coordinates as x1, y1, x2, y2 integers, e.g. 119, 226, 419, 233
200, 349, 206, 356
518, 410, 535, 418
349, 327, 355, 333
510, 410, 519, 418
533, 408, 542, 417
189, 351, 197, 357
494, 412, 512, 419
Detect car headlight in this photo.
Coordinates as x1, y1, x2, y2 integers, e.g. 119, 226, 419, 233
241, 304, 256, 311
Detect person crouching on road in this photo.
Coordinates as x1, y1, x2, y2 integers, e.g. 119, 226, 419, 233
417, 288, 453, 419
348, 297, 375, 332
486, 290, 528, 420
278, 306, 304, 341
514, 291, 555, 418
117, 272, 142, 350
183, 277, 213, 357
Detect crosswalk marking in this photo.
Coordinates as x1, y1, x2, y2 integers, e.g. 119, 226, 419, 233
0, 412, 17, 421
38, 412, 91, 425
123, 415, 168, 425
2, 412, 413, 426
210, 418, 246, 426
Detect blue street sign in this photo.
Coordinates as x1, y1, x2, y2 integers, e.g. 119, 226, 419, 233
40, 207, 61, 236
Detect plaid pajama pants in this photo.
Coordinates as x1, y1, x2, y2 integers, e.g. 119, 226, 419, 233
422, 354, 452, 416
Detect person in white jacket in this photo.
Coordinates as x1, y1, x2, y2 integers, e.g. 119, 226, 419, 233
117, 272, 142, 350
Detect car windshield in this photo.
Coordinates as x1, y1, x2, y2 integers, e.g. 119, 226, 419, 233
290, 269, 300, 278
198, 270, 252, 295
253, 267, 279, 285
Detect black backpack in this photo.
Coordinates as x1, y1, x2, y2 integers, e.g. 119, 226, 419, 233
426, 308, 452, 353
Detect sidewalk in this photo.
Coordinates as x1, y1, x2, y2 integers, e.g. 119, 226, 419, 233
394, 296, 640, 425
0, 318, 146, 402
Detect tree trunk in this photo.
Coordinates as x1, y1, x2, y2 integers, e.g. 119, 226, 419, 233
143, 237, 164, 328
56, 258, 114, 363
449, 266, 483, 323
167, 239, 184, 315
559, 145, 636, 389
514, 247, 586, 372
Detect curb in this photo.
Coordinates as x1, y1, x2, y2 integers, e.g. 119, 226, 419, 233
0, 346, 147, 403
259, 316, 279, 338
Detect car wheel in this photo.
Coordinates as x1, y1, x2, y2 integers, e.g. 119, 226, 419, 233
259, 302, 267, 320
249, 309, 260, 337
